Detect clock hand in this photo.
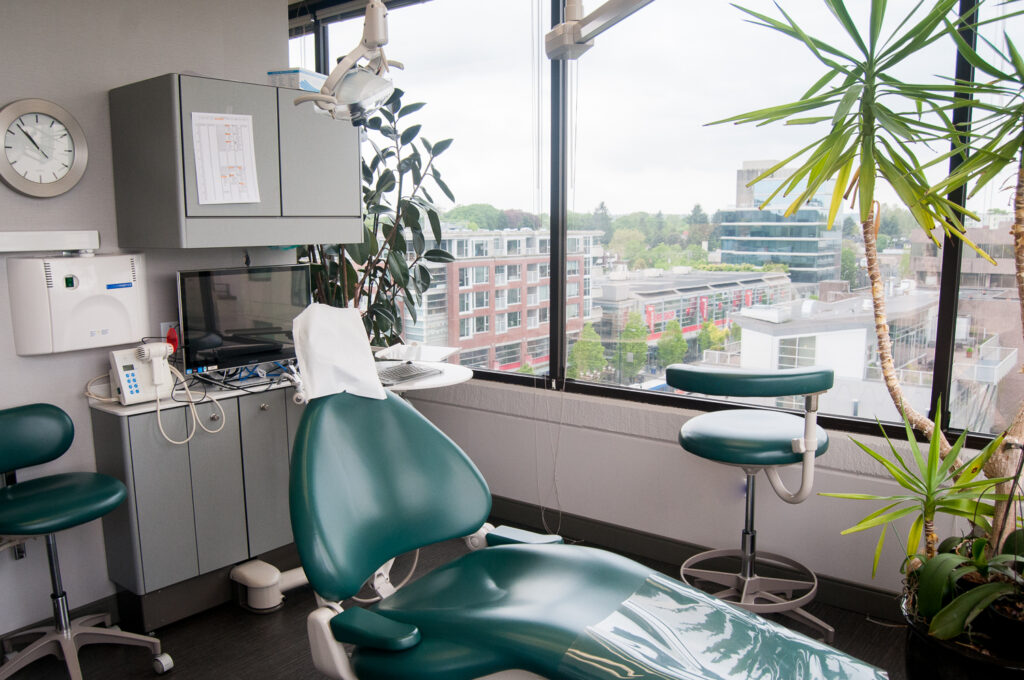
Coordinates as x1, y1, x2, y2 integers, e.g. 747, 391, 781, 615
16, 123, 48, 159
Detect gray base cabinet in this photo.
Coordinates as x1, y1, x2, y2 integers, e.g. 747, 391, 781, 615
91, 388, 302, 595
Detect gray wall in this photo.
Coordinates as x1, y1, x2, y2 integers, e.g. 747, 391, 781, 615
410, 381, 960, 596
0, 0, 289, 634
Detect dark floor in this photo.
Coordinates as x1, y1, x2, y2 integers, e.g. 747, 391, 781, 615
8, 539, 907, 680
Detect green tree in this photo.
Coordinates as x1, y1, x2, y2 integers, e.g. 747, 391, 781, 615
841, 243, 859, 288
516, 362, 535, 375
730, 323, 742, 342
697, 321, 728, 353
445, 203, 505, 230
592, 201, 613, 242
616, 312, 649, 381
607, 228, 647, 267
657, 320, 689, 367
567, 323, 607, 379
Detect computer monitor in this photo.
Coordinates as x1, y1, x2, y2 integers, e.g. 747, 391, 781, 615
176, 264, 311, 375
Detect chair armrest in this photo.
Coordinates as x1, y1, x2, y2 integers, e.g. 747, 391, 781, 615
485, 525, 563, 546
329, 607, 421, 651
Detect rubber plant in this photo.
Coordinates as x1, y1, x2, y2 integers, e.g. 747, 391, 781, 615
301, 88, 455, 346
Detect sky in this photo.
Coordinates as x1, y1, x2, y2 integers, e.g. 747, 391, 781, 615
291, 0, 1019, 220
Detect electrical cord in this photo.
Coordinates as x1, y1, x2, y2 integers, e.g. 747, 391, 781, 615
154, 365, 227, 446
84, 374, 119, 403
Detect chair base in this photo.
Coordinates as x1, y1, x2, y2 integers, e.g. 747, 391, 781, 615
681, 548, 834, 643
0, 613, 169, 680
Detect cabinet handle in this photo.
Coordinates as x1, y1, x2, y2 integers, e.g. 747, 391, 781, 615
209, 413, 221, 422
260, 403, 270, 411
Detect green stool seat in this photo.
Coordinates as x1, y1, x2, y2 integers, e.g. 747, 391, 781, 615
0, 472, 127, 535
679, 409, 828, 467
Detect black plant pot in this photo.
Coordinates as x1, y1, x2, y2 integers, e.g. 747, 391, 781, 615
904, 600, 1024, 679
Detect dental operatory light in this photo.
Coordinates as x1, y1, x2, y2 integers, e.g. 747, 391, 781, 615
294, 0, 398, 125
546, 0, 657, 59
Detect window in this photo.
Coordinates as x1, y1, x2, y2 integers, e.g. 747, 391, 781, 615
455, 240, 469, 258
539, 263, 550, 279
459, 318, 472, 339
474, 291, 489, 309
495, 290, 507, 310
473, 240, 489, 257
474, 316, 489, 334
527, 263, 540, 283
507, 265, 522, 281
459, 293, 472, 314
539, 307, 549, 324
495, 342, 521, 368
507, 288, 521, 305
527, 287, 538, 306
507, 239, 521, 255
528, 309, 539, 329
507, 311, 521, 329
495, 313, 508, 334
459, 347, 489, 369
778, 336, 816, 370
458, 268, 471, 289
495, 265, 506, 285
567, 281, 580, 298
473, 266, 489, 285
567, 260, 580, 276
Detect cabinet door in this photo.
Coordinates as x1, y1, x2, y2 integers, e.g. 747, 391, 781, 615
180, 75, 281, 218
277, 89, 361, 217
239, 390, 293, 555
127, 410, 199, 591
188, 399, 248, 574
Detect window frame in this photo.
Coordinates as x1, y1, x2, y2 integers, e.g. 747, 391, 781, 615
294, 0, 993, 449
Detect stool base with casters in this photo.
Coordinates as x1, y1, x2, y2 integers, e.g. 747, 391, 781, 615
0, 534, 173, 680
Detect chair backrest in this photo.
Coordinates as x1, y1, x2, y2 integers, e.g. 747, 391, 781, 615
665, 364, 833, 398
0, 403, 74, 475
290, 391, 492, 602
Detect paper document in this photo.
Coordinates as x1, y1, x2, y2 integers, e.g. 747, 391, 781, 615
191, 112, 261, 205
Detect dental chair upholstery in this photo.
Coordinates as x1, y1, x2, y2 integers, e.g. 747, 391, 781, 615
290, 390, 887, 680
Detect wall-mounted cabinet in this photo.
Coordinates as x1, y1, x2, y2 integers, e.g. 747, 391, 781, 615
109, 73, 362, 248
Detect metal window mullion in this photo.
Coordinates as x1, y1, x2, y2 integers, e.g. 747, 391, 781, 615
930, 0, 978, 427
549, 0, 568, 390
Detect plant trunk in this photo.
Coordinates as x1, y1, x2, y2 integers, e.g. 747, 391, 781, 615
863, 215, 953, 457
924, 517, 937, 559
987, 152, 1024, 554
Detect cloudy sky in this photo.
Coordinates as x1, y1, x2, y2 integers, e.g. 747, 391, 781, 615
293, 0, 1017, 219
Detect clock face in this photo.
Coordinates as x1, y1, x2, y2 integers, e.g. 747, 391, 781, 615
0, 99, 87, 198
5, 112, 76, 184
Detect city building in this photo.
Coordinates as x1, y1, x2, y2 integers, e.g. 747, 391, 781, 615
404, 227, 601, 373
719, 161, 842, 284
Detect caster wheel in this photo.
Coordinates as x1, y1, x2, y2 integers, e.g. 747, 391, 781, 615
153, 652, 174, 674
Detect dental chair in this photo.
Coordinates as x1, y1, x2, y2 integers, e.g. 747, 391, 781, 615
290, 389, 887, 680
665, 364, 834, 642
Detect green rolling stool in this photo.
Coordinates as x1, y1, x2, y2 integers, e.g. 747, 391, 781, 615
665, 364, 835, 643
0, 404, 172, 680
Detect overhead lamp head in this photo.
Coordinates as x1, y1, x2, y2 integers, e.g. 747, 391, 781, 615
293, 0, 396, 126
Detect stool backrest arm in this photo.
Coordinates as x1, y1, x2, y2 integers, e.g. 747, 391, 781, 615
769, 393, 822, 504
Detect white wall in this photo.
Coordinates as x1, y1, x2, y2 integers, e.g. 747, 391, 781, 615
0, 0, 288, 634
410, 381, 960, 596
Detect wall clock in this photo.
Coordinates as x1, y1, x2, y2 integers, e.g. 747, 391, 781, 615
0, 98, 88, 198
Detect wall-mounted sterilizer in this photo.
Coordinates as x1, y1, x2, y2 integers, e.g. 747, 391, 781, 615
7, 254, 148, 356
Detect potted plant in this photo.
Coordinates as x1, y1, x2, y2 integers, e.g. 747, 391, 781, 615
822, 403, 1021, 675
300, 88, 455, 346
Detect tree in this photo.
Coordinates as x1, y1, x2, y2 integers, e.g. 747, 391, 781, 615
607, 228, 647, 267
657, 320, 689, 367
445, 203, 504, 230
567, 323, 607, 379
616, 312, 649, 381
697, 321, 728, 354
516, 362, 535, 375
840, 243, 859, 288
592, 201, 613, 242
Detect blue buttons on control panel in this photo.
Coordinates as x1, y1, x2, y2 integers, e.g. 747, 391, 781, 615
126, 371, 139, 395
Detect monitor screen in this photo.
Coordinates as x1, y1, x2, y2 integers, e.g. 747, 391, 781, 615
176, 264, 311, 375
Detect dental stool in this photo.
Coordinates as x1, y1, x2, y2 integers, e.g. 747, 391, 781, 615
289, 390, 888, 679
0, 404, 171, 680
665, 365, 835, 642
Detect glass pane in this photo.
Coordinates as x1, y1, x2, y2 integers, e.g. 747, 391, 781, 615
288, 34, 315, 71
329, 0, 549, 375
948, 5, 1024, 435
567, 1, 952, 421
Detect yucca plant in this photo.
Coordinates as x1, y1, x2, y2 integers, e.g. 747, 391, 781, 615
822, 400, 1010, 577
716, 0, 996, 453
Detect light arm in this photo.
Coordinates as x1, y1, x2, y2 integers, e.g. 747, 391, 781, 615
546, 0, 657, 59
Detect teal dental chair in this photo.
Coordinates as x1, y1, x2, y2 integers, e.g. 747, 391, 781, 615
290, 390, 887, 680
665, 364, 834, 642
0, 403, 171, 680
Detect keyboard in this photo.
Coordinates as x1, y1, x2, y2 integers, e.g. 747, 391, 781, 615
376, 362, 443, 386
